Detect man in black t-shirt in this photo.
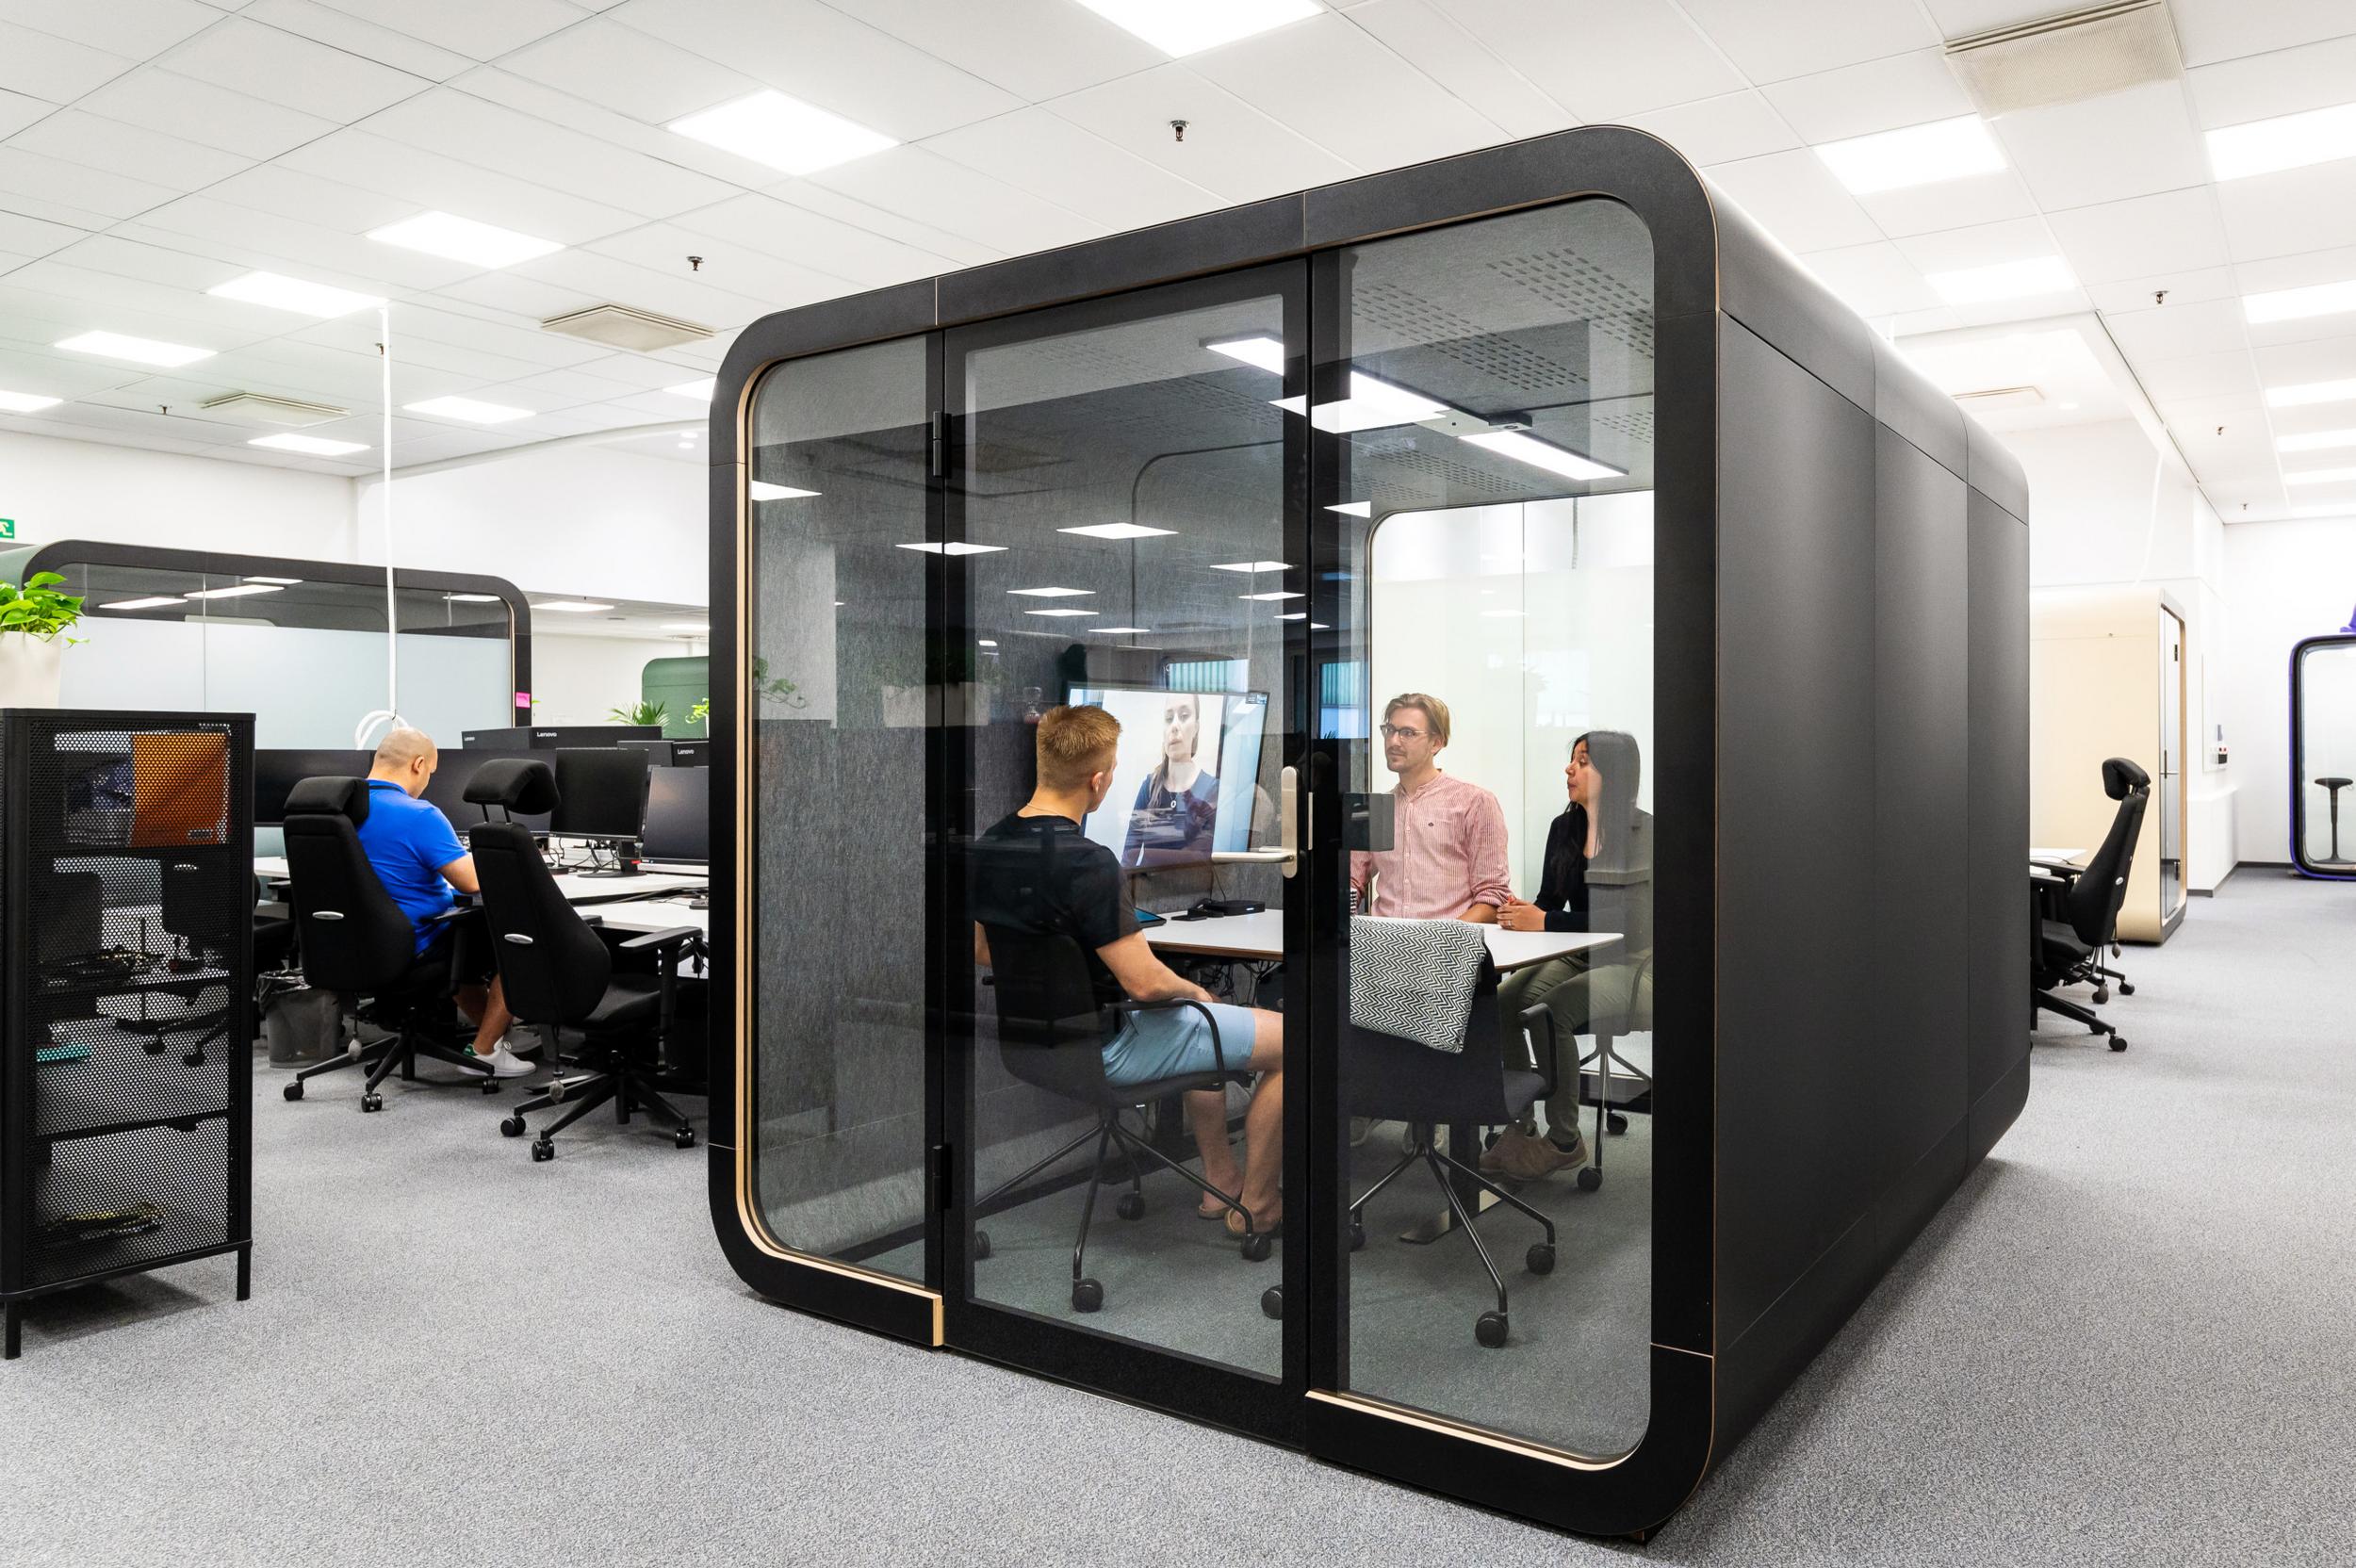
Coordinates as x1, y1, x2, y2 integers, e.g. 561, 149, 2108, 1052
972, 705, 1284, 1237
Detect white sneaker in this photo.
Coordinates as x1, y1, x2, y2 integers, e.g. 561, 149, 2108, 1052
499, 1029, 543, 1058
478, 1045, 536, 1079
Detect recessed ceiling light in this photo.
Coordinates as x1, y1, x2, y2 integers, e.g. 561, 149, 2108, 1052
668, 90, 897, 175
445, 593, 502, 603
249, 433, 368, 456
2267, 378, 2356, 408
243, 577, 303, 585
1458, 430, 1625, 482
1275, 613, 1331, 627
2244, 279, 2356, 325
1074, 0, 1321, 57
2207, 102, 2356, 182
665, 622, 712, 632
534, 600, 617, 612
666, 379, 718, 400
100, 596, 185, 611
1240, 590, 1305, 601
207, 270, 384, 318
0, 389, 61, 413
897, 541, 1006, 555
2284, 466, 2356, 486
1091, 627, 1153, 634
1210, 561, 1289, 573
1274, 371, 1449, 433
1059, 522, 1176, 539
1926, 256, 2076, 305
1007, 586, 1092, 597
56, 330, 213, 368
185, 583, 283, 599
368, 211, 562, 269
1328, 501, 1372, 517
405, 396, 532, 424
2292, 503, 2353, 516
749, 481, 820, 501
1024, 608, 1096, 617
1206, 335, 1285, 372
1815, 116, 2005, 195
2278, 429, 2356, 453
978, 639, 998, 648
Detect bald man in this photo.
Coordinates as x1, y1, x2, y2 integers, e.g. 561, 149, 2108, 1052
359, 728, 531, 1077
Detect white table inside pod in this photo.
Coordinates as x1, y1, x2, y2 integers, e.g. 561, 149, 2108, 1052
253, 857, 707, 906
1143, 909, 1620, 971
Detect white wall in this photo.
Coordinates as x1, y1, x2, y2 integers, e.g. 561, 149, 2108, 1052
2223, 514, 2356, 866
0, 429, 356, 559
354, 445, 706, 607
2007, 419, 2235, 890
530, 633, 671, 727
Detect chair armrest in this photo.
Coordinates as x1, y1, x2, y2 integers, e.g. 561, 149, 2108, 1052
2032, 858, 2085, 878
617, 924, 701, 952
424, 905, 480, 927
1517, 1005, 1558, 1102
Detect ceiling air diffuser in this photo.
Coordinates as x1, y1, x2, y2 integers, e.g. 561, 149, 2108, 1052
1945, 1, 2184, 117
540, 303, 714, 352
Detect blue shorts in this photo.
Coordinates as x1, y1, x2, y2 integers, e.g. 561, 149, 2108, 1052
1101, 1001, 1261, 1087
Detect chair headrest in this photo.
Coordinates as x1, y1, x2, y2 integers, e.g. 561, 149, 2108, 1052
286, 776, 370, 825
464, 757, 559, 814
2101, 757, 2150, 799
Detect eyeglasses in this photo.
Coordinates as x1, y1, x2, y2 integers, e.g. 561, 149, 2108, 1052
1378, 724, 1427, 741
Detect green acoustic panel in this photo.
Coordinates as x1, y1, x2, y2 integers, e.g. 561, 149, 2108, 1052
643, 655, 709, 740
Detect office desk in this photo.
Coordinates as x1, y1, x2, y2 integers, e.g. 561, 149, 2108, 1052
1144, 910, 1619, 970
254, 856, 707, 906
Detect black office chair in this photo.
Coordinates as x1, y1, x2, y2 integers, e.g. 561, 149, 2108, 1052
278, 776, 499, 1108
1341, 935, 1560, 1348
1577, 956, 1654, 1190
973, 925, 1263, 1315
2034, 757, 2148, 1052
465, 760, 703, 1160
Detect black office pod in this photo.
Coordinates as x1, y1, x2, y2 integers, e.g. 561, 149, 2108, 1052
705, 127, 2028, 1539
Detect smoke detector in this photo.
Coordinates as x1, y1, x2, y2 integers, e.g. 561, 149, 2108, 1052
198, 392, 351, 428
1945, 1, 2184, 117
540, 303, 714, 352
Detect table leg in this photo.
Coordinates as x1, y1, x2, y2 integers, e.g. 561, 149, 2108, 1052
1397, 1119, 1499, 1244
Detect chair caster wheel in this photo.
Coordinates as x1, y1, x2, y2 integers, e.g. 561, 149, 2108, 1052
675, 1126, 697, 1150
183, 1052, 205, 1069
2092, 988, 2109, 1004
1240, 1232, 1273, 1263
482, 1078, 500, 1094
1606, 1112, 1628, 1135
1260, 1286, 1283, 1320
1115, 1192, 1145, 1221
1527, 1243, 1556, 1276
2109, 1036, 2128, 1052
143, 1039, 167, 1056
283, 1082, 303, 1102
2119, 982, 2135, 996
1475, 1311, 1509, 1348
1072, 1278, 1103, 1313
1577, 1166, 1601, 1193
361, 1093, 383, 1113
531, 1139, 555, 1162
973, 1229, 992, 1261
1349, 1219, 1366, 1252
500, 1115, 526, 1137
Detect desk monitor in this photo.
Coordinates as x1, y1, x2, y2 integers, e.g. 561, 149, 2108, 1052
1064, 684, 1269, 867
417, 750, 555, 838
550, 746, 650, 841
641, 765, 709, 864
254, 748, 372, 825
670, 742, 709, 768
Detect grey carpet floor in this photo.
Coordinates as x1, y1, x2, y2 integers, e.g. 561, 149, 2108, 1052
5, 870, 2355, 1566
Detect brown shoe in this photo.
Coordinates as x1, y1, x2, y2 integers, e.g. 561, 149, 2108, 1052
1480, 1127, 1588, 1182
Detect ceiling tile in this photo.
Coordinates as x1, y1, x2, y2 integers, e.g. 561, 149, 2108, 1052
2169, 0, 2356, 69
495, 17, 763, 125
1628, 90, 1797, 167
431, 269, 603, 320
923, 108, 1221, 234
1796, 240, 1941, 317
495, 363, 651, 403
2104, 298, 2250, 361
446, 66, 780, 192
362, 86, 741, 220
1894, 215, 2061, 273
680, 190, 967, 287
1853, 169, 2038, 238
0, 19, 139, 100
0, 0, 220, 57
2217, 163, 2356, 263
2086, 265, 2241, 316
1045, 63, 1361, 204
156, 16, 429, 122
236, 0, 476, 80
306, 0, 592, 60
2254, 333, 2356, 390
1704, 149, 1882, 253
2186, 33, 2356, 130
0, 88, 49, 140
1344, 0, 1571, 140
276, 128, 645, 245
8, 108, 254, 193
1759, 48, 1976, 144
1677, 0, 1939, 85
806, 145, 1100, 257
0, 147, 183, 223
1191, 11, 1505, 172
506, 246, 775, 328
761, 179, 1000, 267
610, 0, 1022, 143
1992, 82, 2208, 209
0, 209, 90, 260
2046, 187, 2229, 286
74, 66, 340, 160
826, 0, 1165, 104
201, 162, 417, 234
1432, 0, 1742, 121
2129, 349, 2260, 404
583, 219, 851, 307
117, 199, 471, 292
1918, 0, 2057, 33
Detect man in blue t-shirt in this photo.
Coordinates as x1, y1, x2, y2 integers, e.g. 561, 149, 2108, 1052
356, 728, 532, 1078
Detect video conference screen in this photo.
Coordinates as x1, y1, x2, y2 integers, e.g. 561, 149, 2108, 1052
1066, 684, 1268, 867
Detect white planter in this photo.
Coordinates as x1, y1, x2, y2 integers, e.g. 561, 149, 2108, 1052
0, 635, 64, 708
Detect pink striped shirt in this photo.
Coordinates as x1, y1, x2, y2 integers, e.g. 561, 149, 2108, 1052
1350, 772, 1512, 920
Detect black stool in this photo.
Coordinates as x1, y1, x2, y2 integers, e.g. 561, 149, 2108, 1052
2318, 776, 2353, 862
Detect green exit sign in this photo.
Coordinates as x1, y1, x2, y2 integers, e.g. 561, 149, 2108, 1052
0, 519, 13, 540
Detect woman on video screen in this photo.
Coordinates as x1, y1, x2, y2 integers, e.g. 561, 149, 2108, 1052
1122, 694, 1219, 867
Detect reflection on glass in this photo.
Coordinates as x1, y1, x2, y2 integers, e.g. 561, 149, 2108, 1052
745, 336, 930, 1282
956, 280, 1291, 1375
2298, 639, 2356, 870
1328, 199, 1656, 1459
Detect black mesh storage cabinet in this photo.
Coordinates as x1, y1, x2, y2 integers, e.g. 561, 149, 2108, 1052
0, 710, 254, 1358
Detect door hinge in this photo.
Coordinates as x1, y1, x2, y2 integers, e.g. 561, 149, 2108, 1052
928, 1143, 950, 1211
928, 410, 946, 477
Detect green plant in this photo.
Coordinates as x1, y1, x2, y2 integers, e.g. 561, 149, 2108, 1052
609, 697, 669, 727
689, 697, 711, 726
751, 658, 809, 711
0, 572, 84, 643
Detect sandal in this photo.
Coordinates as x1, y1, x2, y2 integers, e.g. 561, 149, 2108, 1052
1224, 1206, 1284, 1240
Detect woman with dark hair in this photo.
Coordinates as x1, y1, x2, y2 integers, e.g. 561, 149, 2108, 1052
1484, 728, 1655, 1182
1121, 694, 1219, 867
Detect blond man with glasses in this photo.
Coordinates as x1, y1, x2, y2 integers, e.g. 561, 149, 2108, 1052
1348, 693, 1511, 923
